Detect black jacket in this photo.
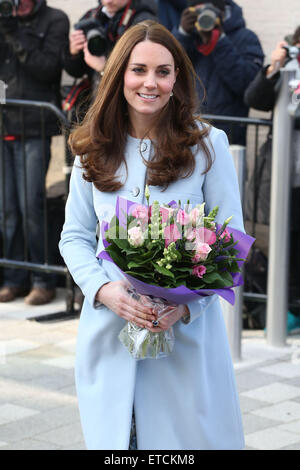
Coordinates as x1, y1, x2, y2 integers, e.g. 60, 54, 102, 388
63, 0, 157, 89
0, 0, 69, 136
244, 66, 300, 129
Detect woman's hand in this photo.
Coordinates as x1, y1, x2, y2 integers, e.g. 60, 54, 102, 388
96, 281, 157, 329
148, 304, 190, 333
83, 41, 106, 72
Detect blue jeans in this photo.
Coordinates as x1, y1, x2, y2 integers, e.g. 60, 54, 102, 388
0, 138, 56, 289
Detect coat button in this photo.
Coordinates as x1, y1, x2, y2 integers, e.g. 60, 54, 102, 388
140, 142, 148, 152
131, 186, 140, 197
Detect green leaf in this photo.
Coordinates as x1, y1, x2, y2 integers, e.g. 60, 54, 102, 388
124, 271, 155, 280
127, 261, 146, 269
113, 238, 130, 251
153, 264, 175, 278
105, 249, 127, 270
205, 264, 216, 273
173, 266, 192, 274
202, 272, 226, 284
220, 270, 234, 285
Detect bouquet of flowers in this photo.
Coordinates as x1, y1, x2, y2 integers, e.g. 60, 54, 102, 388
98, 186, 254, 360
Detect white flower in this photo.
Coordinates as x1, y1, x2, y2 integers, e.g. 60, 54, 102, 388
128, 226, 145, 247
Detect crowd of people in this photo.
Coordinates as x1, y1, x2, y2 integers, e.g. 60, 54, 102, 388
0, 1, 299, 321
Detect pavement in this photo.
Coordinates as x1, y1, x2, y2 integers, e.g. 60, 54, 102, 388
0, 291, 300, 451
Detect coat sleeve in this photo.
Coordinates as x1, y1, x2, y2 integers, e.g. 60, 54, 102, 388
59, 156, 111, 308
244, 66, 278, 111
186, 127, 245, 323
63, 48, 91, 79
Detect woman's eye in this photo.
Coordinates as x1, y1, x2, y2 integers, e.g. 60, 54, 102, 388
132, 67, 145, 73
158, 69, 170, 76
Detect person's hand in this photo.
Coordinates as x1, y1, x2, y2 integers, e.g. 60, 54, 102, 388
69, 29, 85, 55
96, 281, 157, 329
147, 304, 190, 333
266, 40, 288, 77
83, 41, 106, 72
180, 7, 197, 35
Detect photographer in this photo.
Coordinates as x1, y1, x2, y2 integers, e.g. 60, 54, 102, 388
174, 0, 264, 145
63, 0, 157, 97
0, 0, 69, 305
244, 27, 300, 333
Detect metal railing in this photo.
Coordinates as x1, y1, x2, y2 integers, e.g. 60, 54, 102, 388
0, 98, 78, 319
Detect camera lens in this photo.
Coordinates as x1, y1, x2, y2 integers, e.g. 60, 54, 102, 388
86, 29, 107, 56
0, 0, 14, 17
197, 10, 217, 32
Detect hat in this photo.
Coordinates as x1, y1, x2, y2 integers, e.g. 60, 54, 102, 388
187, 1, 226, 11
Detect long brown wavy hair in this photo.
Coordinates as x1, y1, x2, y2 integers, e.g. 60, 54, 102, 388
69, 20, 213, 192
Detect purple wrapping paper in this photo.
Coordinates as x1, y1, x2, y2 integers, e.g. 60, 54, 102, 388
97, 197, 255, 306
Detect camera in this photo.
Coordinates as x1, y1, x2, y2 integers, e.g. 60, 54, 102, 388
74, 17, 108, 57
192, 3, 222, 32
283, 45, 300, 61
0, 0, 18, 18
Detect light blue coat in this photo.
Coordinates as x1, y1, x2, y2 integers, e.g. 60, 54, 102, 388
59, 126, 245, 450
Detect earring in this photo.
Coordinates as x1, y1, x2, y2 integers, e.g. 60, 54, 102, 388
170, 92, 174, 97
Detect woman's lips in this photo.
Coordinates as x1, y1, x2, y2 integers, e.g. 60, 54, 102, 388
138, 93, 159, 101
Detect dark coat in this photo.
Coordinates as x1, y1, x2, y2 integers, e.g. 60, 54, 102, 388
244, 66, 280, 112
0, 0, 70, 137
158, 0, 187, 31
174, 0, 264, 145
63, 0, 157, 90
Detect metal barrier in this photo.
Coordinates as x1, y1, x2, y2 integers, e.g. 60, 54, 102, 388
0, 98, 78, 320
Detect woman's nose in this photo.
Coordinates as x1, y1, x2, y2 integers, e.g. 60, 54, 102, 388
144, 73, 157, 88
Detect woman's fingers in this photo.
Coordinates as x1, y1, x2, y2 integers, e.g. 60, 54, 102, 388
119, 293, 156, 326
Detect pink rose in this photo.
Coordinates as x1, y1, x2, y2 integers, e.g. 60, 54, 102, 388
176, 209, 190, 226
131, 204, 148, 221
128, 226, 144, 247
185, 227, 216, 245
164, 223, 182, 247
220, 228, 231, 243
195, 227, 216, 245
192, 265, 207, 278
194, 242, 211, 261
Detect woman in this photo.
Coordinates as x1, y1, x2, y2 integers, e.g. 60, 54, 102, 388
59, 20, 245, 450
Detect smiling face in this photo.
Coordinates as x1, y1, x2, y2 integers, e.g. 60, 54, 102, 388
123, 40, 177, 135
